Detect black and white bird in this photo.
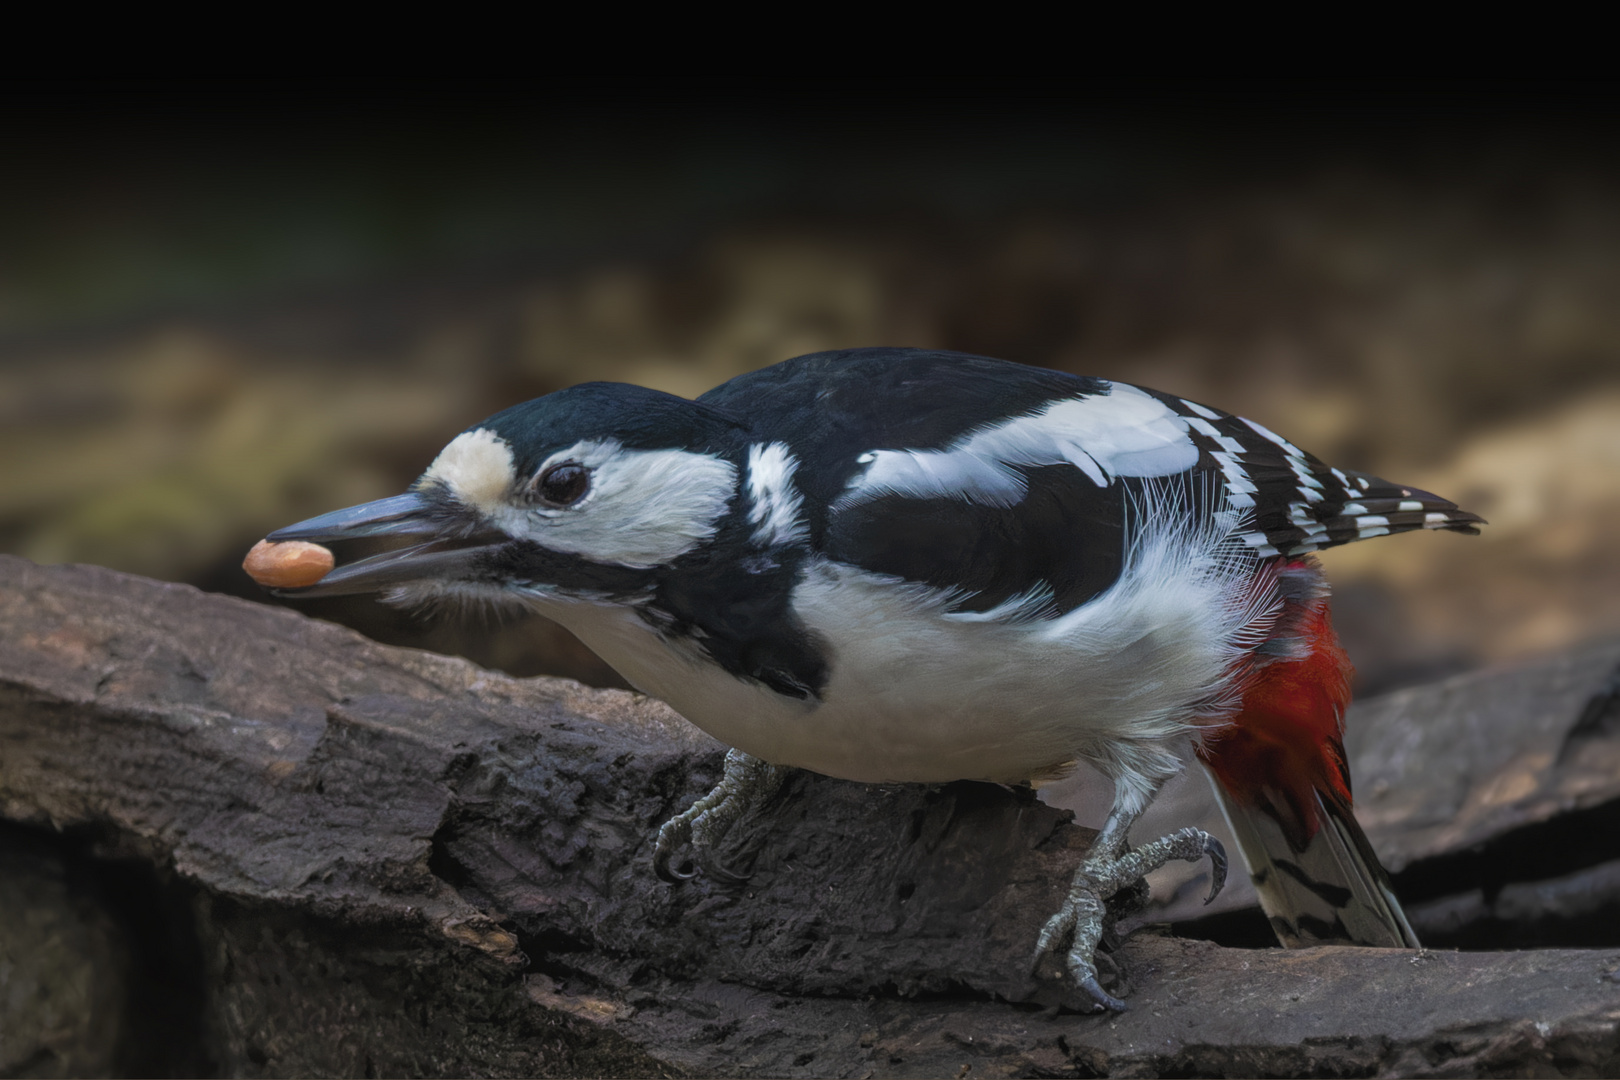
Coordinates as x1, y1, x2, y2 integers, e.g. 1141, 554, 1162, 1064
261, 347, 1482, 1010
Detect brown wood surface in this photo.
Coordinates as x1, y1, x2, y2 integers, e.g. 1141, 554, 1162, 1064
4, 554, 1620, 1077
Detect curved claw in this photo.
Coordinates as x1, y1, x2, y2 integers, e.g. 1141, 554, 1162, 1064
704, 857, 756, 886
1033, 816, 1227, 1012
653, 816, 697, 883
1203, 834, 1229, 904
1030, 895, 1082, 979
655, 853, 697, 884
1031, 889, 1131, 1011
652, 750, 789, 888
1077, 974, 1129, 1013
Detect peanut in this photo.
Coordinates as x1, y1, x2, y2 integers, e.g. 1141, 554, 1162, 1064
243, 539, 335, 589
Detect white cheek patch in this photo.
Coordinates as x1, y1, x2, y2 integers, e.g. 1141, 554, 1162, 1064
419, 428, 517, 514
839, 383, 1198, 509
746, 442, 808, 547
492, 439, 738, 569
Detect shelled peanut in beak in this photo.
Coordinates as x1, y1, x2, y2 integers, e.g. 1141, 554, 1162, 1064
243, 539, 335, 589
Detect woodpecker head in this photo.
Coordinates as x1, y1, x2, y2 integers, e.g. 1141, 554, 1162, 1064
267, 383, 749, 610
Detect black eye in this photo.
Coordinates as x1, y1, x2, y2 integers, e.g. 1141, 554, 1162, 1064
535, 463, 590, 506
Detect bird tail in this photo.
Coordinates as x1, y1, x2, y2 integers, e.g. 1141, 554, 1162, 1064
1197, 561, 1419, 949
1206, 774, 1419, 947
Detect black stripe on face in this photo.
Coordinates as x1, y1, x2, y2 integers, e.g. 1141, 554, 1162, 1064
476, 540, 658, 600
825, 462, 1127, 617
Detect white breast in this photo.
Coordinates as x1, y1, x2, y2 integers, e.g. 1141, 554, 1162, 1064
545, 488, 1263, 805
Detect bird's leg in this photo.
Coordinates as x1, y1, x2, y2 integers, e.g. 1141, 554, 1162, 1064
1033, 800, 1227, 1011
654, 748, 790, 884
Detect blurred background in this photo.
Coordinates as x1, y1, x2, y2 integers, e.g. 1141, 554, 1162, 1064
3, 78, 1618, 698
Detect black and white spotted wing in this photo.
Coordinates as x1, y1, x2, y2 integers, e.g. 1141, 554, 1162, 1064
702, 347, 1482, 621
1136, 387, 1485, 559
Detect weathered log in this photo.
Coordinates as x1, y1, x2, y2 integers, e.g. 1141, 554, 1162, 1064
4, 554, 1620, 1077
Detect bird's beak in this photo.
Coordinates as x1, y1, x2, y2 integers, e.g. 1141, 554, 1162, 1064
265, 491, 506, 598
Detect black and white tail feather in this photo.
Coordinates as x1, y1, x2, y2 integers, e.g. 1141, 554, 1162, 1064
1211, 781, 1421, 948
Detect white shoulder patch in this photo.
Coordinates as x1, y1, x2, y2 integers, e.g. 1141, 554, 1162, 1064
420, 428, 517, 514
839, 383, 1198, 509
493, 439, 738, 569
746, 442, 808, 547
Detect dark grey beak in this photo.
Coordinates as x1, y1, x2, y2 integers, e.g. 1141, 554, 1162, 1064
267, 493, 440, 544
265, 491, 506, 598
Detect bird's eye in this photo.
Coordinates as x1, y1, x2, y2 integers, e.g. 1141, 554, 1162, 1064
534, 463, 590, 507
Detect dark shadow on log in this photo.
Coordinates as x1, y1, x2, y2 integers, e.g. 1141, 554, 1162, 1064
5, 555, 1620, 1077
0, 819, 213, 1077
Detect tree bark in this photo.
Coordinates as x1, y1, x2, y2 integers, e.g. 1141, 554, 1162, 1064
4, 554, 1620, 1077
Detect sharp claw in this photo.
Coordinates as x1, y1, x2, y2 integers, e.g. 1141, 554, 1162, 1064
706, 860, 754, 885
655, 854, 697, 883
653, 843, 695, 883
1078, 974, 1129, 1012
653, 817, 695, 884
651, 751, 787, 888
1037, 815, 1224, 1010
1204, 835, 1228, 905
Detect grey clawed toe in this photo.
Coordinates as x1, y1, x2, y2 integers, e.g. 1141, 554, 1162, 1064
653, 748, 789, 885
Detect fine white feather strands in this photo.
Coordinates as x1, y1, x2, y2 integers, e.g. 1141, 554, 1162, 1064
1023, 477, 1271, 811
745, 442, 809, 547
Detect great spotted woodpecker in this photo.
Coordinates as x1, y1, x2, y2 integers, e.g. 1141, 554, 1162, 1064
261, 347, 1481, 1011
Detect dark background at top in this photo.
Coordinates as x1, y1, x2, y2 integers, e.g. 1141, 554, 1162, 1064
7, 79, 1615, 336
3, 78, 1617, 696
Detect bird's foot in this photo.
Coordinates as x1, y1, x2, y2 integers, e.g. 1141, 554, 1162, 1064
654, 748, 789, 884
1033, 826, 1226, 1012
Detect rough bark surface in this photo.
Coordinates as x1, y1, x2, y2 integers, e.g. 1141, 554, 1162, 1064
4, 554, 1620, 1077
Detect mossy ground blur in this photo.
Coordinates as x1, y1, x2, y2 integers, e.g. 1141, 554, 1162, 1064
3, 85, 1617, 695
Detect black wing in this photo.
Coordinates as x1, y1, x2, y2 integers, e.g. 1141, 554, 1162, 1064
699, 347, 1107, 536
704, 349, 1137, 617
705, 348, 1481, 621
825, 462, 1127, 617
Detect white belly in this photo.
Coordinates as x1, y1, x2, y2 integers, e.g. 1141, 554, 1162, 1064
544, 556, 1246, 787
